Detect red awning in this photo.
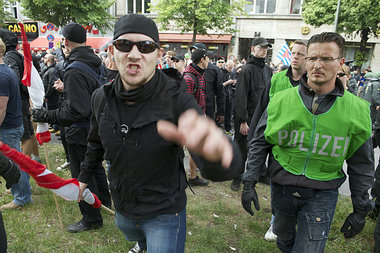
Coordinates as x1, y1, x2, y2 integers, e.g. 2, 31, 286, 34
159, 33, 232, 44
29, 36, 112, 50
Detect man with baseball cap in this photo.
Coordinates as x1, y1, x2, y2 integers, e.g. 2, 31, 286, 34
76, 14, 241, 252
189, 43, 225, 125
232, 37, 273, 191
32, 22, 111, 233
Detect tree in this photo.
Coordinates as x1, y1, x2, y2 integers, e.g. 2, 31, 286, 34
302, 0, 380, 69
19, 0, 116, 33
0, 0, 16, 27
150, 0, 247, 43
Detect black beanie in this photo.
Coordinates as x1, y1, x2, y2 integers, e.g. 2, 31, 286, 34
0, 29, 18, 50
113, 14, 159, 43
62, 23, 86, 43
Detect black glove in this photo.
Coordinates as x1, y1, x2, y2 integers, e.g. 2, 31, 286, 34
32, 107, 48, 122
340, 212, 366, 238
241, 182, 260, 216
0, 153, 20, 188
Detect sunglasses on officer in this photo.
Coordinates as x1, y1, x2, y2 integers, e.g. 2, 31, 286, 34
113, 39, 160, 53
337, 72, 346, 77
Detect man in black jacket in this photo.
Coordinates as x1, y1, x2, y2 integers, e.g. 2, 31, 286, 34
373, 167, 380, 253
32, 23, 110, 233
232, 37, 273, 191
0, 153, 20, 253
76, 14, 241, 253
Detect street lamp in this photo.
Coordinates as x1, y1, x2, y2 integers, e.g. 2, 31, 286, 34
334, 0, 341, 32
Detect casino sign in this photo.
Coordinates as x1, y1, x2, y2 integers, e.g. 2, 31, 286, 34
5, 22, 39, 41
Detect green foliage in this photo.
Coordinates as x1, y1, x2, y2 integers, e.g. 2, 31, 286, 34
19, 0, 116, 33
150, 0, 247, 43
0, 0, 16, 27
302, 0, 380, 67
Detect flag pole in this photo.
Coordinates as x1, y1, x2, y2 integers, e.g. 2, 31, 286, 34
101, 204, 115, 215
43, 145, 64, 230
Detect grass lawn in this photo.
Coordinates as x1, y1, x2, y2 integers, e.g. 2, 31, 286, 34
0, 143, 376, 252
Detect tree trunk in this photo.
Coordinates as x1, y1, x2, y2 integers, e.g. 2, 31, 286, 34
192, 15, 197, 44
355, 28, 369, 72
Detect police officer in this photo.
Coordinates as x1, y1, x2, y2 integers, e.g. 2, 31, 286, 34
241, 32, 374, 252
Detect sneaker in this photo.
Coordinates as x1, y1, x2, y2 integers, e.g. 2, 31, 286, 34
188, 175, 208, 186
0, 202, 22, 210
230, 179, 241, 191
368, 205, 380, 220
56, 161, 70, 171
264, 225, 277, 241
67, 220, 102, 233
128, 242, 145, 253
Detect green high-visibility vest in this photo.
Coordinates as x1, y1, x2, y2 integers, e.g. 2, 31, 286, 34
269, 70, 293, 100
264, 87, 371, 181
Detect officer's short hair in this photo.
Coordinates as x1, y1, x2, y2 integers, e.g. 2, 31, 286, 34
293, 40, 307, 47
307, 32, 345, 57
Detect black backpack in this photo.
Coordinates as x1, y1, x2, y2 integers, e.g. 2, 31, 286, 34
65, 61, 108, 87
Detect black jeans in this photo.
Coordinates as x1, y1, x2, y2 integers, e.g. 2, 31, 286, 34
224, 95, 232, 132
67, 143, 111, 225
0, 211, 6, 253
375, 211, 380, 253
233, 117, 248, 180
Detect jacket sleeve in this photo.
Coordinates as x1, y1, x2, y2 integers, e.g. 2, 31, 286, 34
77, 89, 105, 184
183, 74, 195, 95
45, 69, 58, 98
242, 110, 273, 183
178, 91, 242, 181
346, 138, 375, 214
46, 69, 93, 126
215, 68, 225, 117
235, 67, 251, 123
4, 55, 21, 81
247, 79, 271, 141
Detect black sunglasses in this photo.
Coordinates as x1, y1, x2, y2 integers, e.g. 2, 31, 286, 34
113, 39, 160, 53
337, 72, 346, 77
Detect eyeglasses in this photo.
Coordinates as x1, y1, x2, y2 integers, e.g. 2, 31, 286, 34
305, 57, 341, 63
218, 61, 225, 64
113, 39, 160, 53
337, 72, 346, 77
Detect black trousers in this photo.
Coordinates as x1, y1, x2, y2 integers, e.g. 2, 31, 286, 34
233, 117, 248, 180
224, 95, 233, 132
58, 126, 69, 162
67, 143, 111, 225
0, 211, 6, 253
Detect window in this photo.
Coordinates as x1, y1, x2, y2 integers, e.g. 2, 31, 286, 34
290, 0, 302, 14
127, 0, 150, 13
245, 0, 276, 14
11, 2, 18, 19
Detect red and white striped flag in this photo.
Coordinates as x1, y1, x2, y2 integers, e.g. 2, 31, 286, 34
0, 141, 101, 208
19, 23, 51, 145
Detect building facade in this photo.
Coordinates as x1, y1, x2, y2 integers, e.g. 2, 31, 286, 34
6, 0, 380, 70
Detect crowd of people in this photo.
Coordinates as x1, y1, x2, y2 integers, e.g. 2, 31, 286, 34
0, 13, 379, 253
